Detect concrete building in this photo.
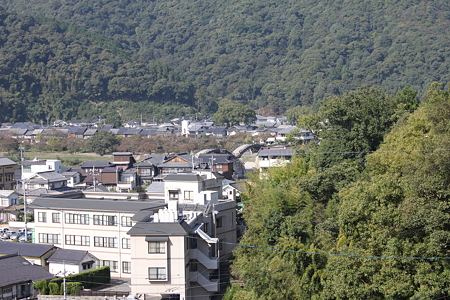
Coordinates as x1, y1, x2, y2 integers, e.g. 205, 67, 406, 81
0, 157, 18, 189
21, 158, 62, 180
30, 196, 166, 278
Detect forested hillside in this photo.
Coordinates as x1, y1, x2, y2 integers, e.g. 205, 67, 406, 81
227, 85, 450, 299
1, 0, 450, 114
0, 8, 196, 123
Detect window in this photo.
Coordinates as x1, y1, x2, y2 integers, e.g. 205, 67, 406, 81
148, 241, 165, 253
122, 238, 131, 249
169, 190, 179, 200
184, 190, 194, 200
216, 217, 223, 228
140, 168, 151, 176
189, 237, 197, 249
102, 260, 118, 272
82, 262, 94, 270
121, 216, 132, 227
52, 213, 61, 223
39, 233, 60, 244
123, 262, 131, 274
38, 212, 47, 222
148, 267, 166, 280
94, 237, 118, 248
65, 213, 89, 224
66, 235, 90, 246
93, 215, 117, 226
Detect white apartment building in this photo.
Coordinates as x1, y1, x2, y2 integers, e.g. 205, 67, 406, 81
128, 173, 237, 300
21, 158, 62, 180
30, 197, 166, 278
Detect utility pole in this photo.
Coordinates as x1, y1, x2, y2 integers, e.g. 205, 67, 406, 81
23, 180, 28, 242
63, 260, 66, 300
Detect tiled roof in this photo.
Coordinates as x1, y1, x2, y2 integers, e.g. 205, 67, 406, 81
0, 241, 56, 257
47, 249, 95, 264
0, 254, 54, 286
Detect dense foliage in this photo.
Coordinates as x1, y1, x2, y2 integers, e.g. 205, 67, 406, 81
0, 8, 196, 123
1, 0, 450, 115
228, 85, 450, 299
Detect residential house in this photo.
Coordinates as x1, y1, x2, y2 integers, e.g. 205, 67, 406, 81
197, 153, 237, 179
256, 146, 296, 173
0, 241, 57, 268
204, 126, 227, 138
157, 154, 193, 175
24, 171, 68, 190
61, 171, 81, 188
0, 254, 54, 299
134, 154, 166, 185
47, 249, 99, 277
0, 191, 19, 222
21, 158, 62, 180
0, 157, 17, 190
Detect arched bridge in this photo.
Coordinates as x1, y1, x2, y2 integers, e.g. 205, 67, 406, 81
232, 144, 262, 158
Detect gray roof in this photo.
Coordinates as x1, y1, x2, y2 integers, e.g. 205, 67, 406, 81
0, 157, 16, 166
47, 249, 96, 265
158, 161, 192, 168
257, 148, 295, 157
0, 241, 56, 257
84, 129, 98, 135
31, 171, 67, 182
0, 190, 16, 197
146, 182, 165, 193
135, 154, 166, 167
127, 220, 191, 236
81, 161, 112, 168
131, 211, 155, 222
0, 254, 54, 286
30, 197, 166, 213
22, 159, 46, 166
197, 154, 236, 164
164, 173, 202, 182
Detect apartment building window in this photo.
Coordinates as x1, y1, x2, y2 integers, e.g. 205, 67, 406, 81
148, 241, 165, 253
121, 216, 132, 227
39, 233, 60, 244
148, 267, 166, 280
94, 237, 118, 248
122, 262, 131, 274
65, 213, 89, 225
216, 217, 223, 228
5, 174, 13, 181
122, 238, 131, 249
52, 213, 61, 223
38, 212, 47, 222
169, 190, 179, 200
102, 260, 118, 272
93, 215, 117, 226
66, 235, 90, 246
184, 190, 194, 200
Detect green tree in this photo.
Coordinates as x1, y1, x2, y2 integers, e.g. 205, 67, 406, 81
87, 131, 120, 155
213, 100, 256, 127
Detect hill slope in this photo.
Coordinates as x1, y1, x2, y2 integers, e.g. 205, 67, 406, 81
1, 0, 450, 113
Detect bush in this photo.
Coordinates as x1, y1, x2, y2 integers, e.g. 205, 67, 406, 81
66, 282, 83, 296
32, 279, 49, 295
51, 266, 110, 289
48, 282, 60, 295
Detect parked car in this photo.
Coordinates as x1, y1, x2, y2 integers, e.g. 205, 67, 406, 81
1, 231, 13, 239
19, 233, 32, 242
9, 232, 20, 240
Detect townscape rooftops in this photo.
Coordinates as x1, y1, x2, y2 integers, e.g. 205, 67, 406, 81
30, 197, 166, 213
0, 240, 56, 257
0, 254, 54, 286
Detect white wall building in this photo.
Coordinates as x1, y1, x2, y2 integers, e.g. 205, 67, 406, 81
30, 196, 166, 278
21, 158, 62, 180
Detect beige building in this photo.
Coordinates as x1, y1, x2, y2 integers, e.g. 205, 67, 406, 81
30, 173, 237, 299
30, 196, 166, 278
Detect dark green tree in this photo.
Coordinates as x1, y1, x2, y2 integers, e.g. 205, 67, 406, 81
213, 100, 256, 127
87, 131, 120, 155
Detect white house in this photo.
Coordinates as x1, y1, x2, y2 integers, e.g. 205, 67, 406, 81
47, 248, 99, 276
24, 171, 68, 190
21, 158, 62, 180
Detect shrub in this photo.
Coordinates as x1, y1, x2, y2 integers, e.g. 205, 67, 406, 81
48, 282, 60, 295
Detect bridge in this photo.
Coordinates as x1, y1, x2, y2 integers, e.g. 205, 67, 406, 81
232, 144, 262, 158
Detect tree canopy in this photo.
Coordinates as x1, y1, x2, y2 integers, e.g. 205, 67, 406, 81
213, 100, 256, 127
228, 83, 450, 299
